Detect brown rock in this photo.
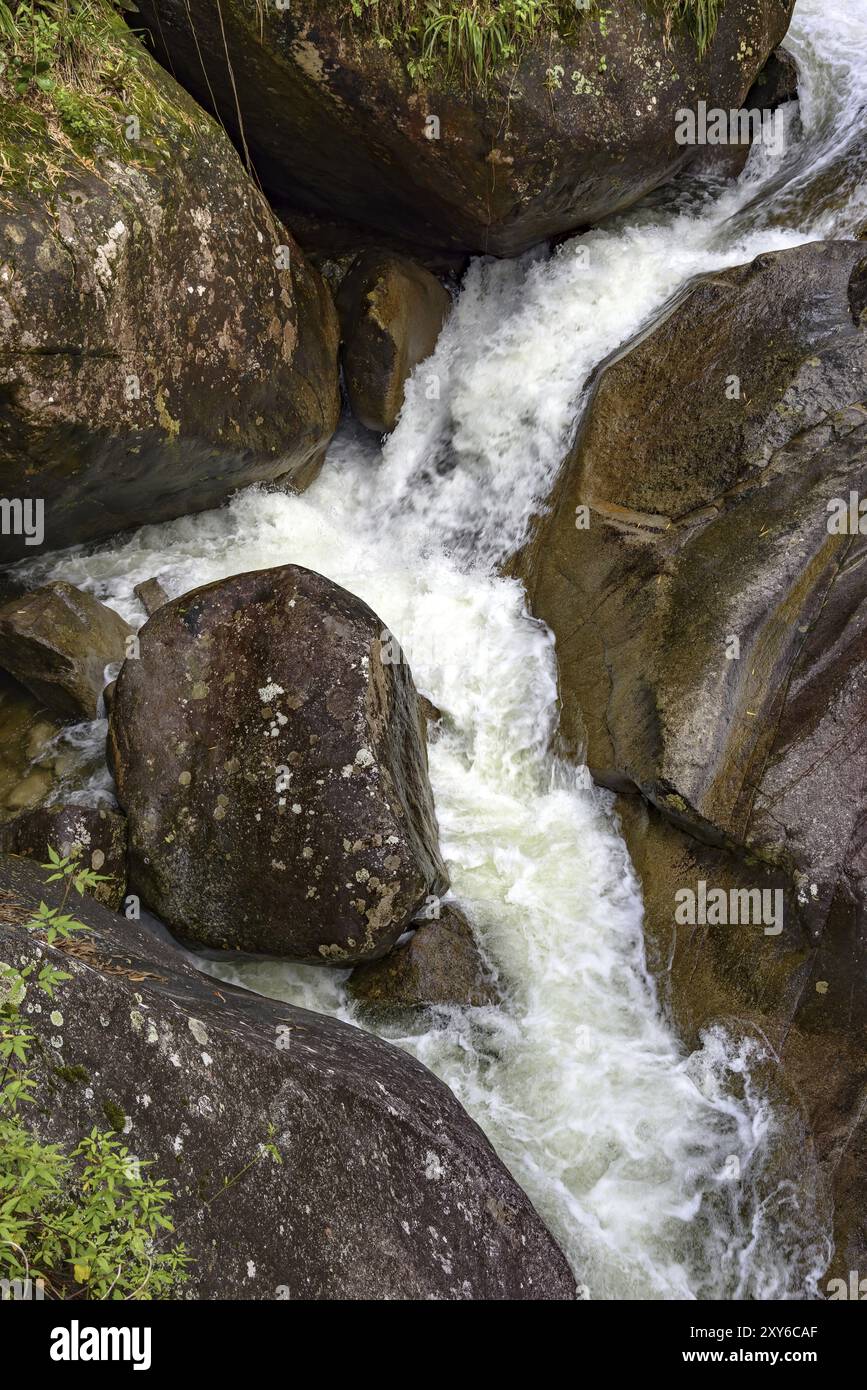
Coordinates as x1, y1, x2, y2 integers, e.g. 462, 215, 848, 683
349, 905, 499, 1012
0, 582, 132, 721
337, 252, 451, 433
108, 565, 449, 962
0, 25, 339, 563
0, 853, 577, 1300
133, 578, 169, 617
517, 238, 867, 1282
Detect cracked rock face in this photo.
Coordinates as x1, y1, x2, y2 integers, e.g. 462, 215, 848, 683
517, 237, 867, 1281
108, 564, 449, 963
0, 39, 339, 563
133, 0, 793, 258
0, 855, 577, 1300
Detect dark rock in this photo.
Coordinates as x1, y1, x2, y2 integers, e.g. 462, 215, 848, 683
276, 204, 468, 282
133, 578, 169, 617
108, 565, 449, 963
695, 45, 801, 181
0, 853, 577, 1300
337, 252, 451, 433
0, 582, 131, 721
0, 803, 126, 909
132, 0, 793, 259
0, 672, 62, 819
349, 904, 499, 1013
746, 45, 800, 109
519, 239, 867, 885
0, 24, 339, 564
517, 237, 867, 1281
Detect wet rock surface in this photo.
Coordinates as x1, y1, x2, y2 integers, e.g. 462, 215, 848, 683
0, 672, 63, 820
0, 582, 131, 721
133, 578, 170, 617
349, 904, 499, 1012
337, 251, 452, 434
518, 237, 867, 1278
108, 565, 449, 963
0, 854, 577, 1300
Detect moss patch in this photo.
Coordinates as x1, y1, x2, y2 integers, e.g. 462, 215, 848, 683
102, 1098, 126, 1132
55, 1063, 91, 1084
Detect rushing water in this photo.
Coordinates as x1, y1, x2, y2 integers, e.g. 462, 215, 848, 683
18, 0, 867, 1298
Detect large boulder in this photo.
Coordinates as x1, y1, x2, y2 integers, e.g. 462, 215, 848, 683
337, 252, 452, 434
108, 565, 449, 963
0, 10, 339, 564
0, 582, 131, 721
349, 903, 499, 1013
519, 239, 867, 892
0, 854, 577, 1300
517, 237, 867, 1278
132, 0, 793, 259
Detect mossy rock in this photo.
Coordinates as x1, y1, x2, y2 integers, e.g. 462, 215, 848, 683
108, 564, 449, 962
0, 852, 577, 1299
0, 14, 339, 563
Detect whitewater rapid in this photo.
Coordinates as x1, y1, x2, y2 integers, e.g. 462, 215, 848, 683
20, 0, 867, 1298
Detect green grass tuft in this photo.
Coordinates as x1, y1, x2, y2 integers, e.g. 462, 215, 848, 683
346, 0, 726, 85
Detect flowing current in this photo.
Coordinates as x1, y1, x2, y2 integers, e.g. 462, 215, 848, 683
20, 0, 867, 1298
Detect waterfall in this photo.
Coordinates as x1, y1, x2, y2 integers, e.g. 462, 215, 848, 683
21, 0, 866, 1299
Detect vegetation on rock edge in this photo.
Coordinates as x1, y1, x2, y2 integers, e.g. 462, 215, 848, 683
345, 0, 725, 83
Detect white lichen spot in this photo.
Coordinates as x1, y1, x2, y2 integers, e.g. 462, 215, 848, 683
424, 1151, 445, 1180
188, 1018, 209, 1047
93, 220, 127, 289
259, 680, 285, 703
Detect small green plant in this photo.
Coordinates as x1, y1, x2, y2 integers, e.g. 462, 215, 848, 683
0, 848, 190, 1300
